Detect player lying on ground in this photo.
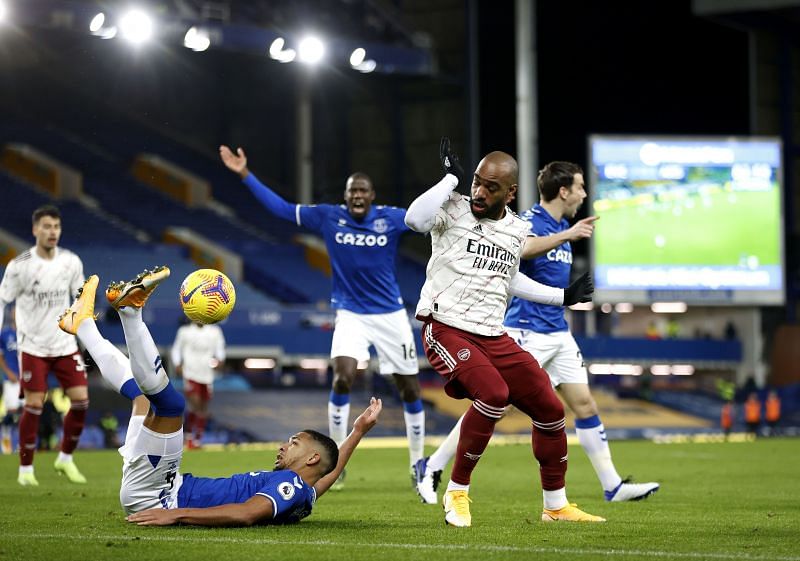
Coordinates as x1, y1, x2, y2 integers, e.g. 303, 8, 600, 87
58, 267, 382, 526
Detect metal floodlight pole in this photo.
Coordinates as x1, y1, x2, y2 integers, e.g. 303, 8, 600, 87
296, 70, 313, 205
515, 0, 538, 210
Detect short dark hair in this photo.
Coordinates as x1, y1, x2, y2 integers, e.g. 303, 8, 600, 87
537, 162, 583, 202
346, 172, 374, 190
302, 429, 339, 476
32, 205, 61, 225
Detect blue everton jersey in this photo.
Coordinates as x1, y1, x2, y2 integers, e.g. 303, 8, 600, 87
298, 204, 409, 314
504, 205, 572, 333
178, 469, 316, 524
0, 328, 18, 380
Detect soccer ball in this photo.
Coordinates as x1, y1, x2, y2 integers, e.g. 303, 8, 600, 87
179, 269, 236, 324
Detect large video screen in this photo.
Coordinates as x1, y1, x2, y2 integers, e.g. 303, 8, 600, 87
589, 136, 784, 305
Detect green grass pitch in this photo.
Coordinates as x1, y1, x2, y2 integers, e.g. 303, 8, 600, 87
1, 438, 798, 561
593, 189, 781, 266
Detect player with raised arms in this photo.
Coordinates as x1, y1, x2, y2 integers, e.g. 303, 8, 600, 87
404, 138, 604, 526
57, 266, 382, 526
220, 145, 423, 489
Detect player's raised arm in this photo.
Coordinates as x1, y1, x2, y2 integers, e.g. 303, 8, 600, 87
219, 144, 298, 223
405, 137, 464, 233
219, 145, 249, 179
127, 495, 273, 527
521, 216, 599, 259
315, 397, 382, 498
509, 271, 594, 307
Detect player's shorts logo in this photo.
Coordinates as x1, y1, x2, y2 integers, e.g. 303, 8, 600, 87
457, 348, 471, 361
373, 218, 388, 233
21, 370, 32, 383
278, 482, 296, 500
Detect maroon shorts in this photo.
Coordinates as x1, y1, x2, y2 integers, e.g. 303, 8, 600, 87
420, 319, 553, 405
19, 352, 88, 393
184, 380, 213, 401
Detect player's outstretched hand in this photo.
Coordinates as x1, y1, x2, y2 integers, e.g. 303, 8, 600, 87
564, 272, 594, 306
219, 145, 249, 178
439, 137, 465, 185
353, 397, 382, 436
566, 216, 599, 241
126, 508, 179, 526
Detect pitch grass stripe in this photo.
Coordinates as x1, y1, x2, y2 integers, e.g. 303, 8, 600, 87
4, 533, 799, 561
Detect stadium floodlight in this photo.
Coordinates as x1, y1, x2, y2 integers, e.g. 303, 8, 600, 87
89, 12, 105, 32
268, 37, 296, 63
183, 26, 210, 52
297, 35, 325, 64
119, 9, 153, 45
355, 59, 377, 73
0, 1, 7, 23
349, 47, 366, 67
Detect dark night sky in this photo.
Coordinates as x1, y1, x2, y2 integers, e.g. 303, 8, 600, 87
477, 0, 750, 168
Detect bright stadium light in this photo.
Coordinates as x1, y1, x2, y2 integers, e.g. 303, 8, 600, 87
298, 35, 325, 64
0, 2, 6, 23
119, 9, 153, 45
183, 26, 210, 52
355, 59, 377, 73
349, 47, 366, 67
269, 37, 296, 63
651, 302, 688, 313
614, 302, 634, 313
89, 12, 105, 32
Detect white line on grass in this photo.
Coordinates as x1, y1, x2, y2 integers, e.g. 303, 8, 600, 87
4, 533, 798, 561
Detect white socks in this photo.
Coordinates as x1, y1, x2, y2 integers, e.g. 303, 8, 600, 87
403, 410, 425, 466
117, 307, 169, 395
543, 487, 568, 510
575, 416, 623, 492
328, 401, 350, 446
429, 414, 463, 472
77, 319, 134, 394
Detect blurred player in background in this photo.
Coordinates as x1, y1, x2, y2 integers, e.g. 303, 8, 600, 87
1, 307, 22, 454
0, 205, 88, 485
58, 270, 382, 526
220, 145, 424, 489
415, 161, 658, 505
170, 319, 226, 448
404, 139, 602, 526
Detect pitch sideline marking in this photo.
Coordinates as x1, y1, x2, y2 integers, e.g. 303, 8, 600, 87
3, 532, 798, 561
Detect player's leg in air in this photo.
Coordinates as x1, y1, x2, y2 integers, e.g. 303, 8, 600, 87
59, 266, 185, 511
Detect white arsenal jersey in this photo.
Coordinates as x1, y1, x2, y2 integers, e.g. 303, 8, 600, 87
0, 247, 84, 357
170, 323, 226, 385
416, 193, 531, 336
